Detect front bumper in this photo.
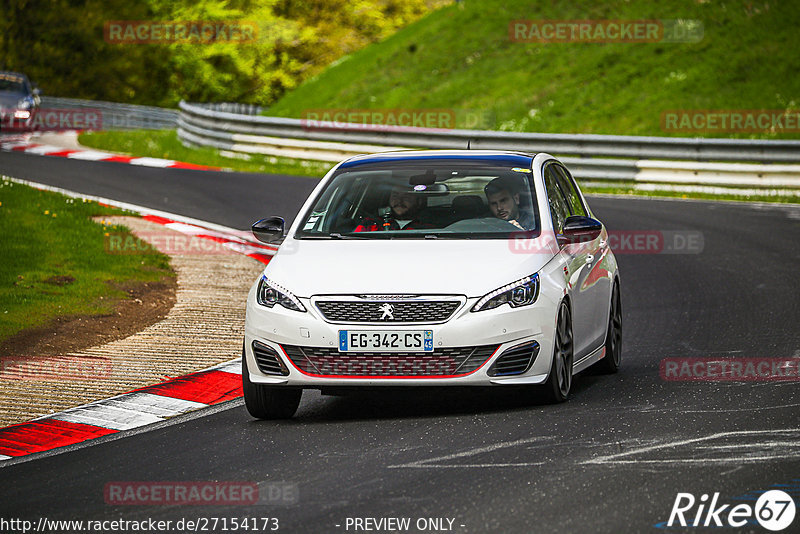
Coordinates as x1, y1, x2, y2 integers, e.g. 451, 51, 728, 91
0, 108, 35, 130
243, 283, 559, 387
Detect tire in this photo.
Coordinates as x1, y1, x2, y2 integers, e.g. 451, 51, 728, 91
542, 302, 574, 403
595, 282, 622, 374
242, 350, 302, 419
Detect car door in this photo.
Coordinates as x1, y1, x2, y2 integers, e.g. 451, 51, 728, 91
543, 162, 597, 359
552, 163, 610, 353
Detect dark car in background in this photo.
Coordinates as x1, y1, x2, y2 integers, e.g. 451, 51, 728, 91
0, 71, 41, 132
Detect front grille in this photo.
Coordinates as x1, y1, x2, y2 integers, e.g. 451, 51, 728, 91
252, 341, 289, 376
315, 300, 461, 323
487, 341, 540, 377
282, 345, 498, 377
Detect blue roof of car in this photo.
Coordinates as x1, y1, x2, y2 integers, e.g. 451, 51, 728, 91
338, 150, 534, 169
0, 71, 28, 81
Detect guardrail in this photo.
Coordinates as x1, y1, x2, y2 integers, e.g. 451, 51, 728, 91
177, 101, 800, 189
40, 96, 178, 130
187, 102, 263, 115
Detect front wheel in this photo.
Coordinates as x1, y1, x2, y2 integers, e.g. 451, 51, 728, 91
595, 281, 622, 374
242, 350, 302, 419
542, 302, 574, 403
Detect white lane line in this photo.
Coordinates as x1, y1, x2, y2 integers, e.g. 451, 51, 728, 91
583, 429, 800, 465
66, 150, 117, 161
129, 157, 176, 167
0, 455, 12, 461
388, 437, 550, 469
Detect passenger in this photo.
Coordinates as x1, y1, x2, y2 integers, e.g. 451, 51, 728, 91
354, 184, 435, 231
484, 176, 535, 230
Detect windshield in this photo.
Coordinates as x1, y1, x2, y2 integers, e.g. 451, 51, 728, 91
0, 74, 28, 94
296, 160, 540, 239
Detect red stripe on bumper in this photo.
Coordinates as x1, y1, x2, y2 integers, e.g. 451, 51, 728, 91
0, 419, 117, 457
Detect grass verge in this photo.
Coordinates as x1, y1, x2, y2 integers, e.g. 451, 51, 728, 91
78, 129, 332, 178
267, 0, 800, 139
581, 183, 800, 204
0, 177, 174, 344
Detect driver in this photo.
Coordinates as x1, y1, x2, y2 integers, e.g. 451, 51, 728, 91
354, 184, 434, 232
484, 176, 535, 230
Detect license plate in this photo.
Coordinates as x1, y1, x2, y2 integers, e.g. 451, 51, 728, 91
338, 330, 433, 352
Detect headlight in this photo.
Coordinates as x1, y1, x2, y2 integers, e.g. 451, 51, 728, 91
16, 99, 31, 110
256, 275, 306, 312
472, 273, 539, 312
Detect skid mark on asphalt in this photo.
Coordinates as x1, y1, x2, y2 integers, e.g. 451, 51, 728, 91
387, 437, 552, 469
644, 402, 800, 413
583, 428, 800, 465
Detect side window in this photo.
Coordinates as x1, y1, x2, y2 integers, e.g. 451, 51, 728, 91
543, 166, 570, 233
553, 165, 587, 217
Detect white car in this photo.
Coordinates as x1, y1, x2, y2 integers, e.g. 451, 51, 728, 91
243, 150, 621, 418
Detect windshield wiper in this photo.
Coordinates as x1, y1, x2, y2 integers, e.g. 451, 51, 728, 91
298, 233, 364, 239
329, 233, 368, 239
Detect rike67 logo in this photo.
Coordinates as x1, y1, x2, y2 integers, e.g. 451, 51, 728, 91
665, 490, 795, 531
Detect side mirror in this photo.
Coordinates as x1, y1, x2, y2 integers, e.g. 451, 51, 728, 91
252, 217, 285, 244
558, 216, 602, 246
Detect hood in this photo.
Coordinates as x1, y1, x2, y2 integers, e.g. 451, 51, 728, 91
0, 91, 28, 108
263, 238, 557, 297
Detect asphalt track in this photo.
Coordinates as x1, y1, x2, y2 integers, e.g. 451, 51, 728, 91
1, 151, 799, 533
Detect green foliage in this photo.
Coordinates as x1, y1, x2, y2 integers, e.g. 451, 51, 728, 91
268, 0, 800, 139
0, 179, 174, 342
0, 0, 447, 107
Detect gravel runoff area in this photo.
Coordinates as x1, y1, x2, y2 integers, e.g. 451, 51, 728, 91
0, 216, 264, 427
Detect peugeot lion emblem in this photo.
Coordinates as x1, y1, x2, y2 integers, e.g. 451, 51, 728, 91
378, 303, 395, 320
